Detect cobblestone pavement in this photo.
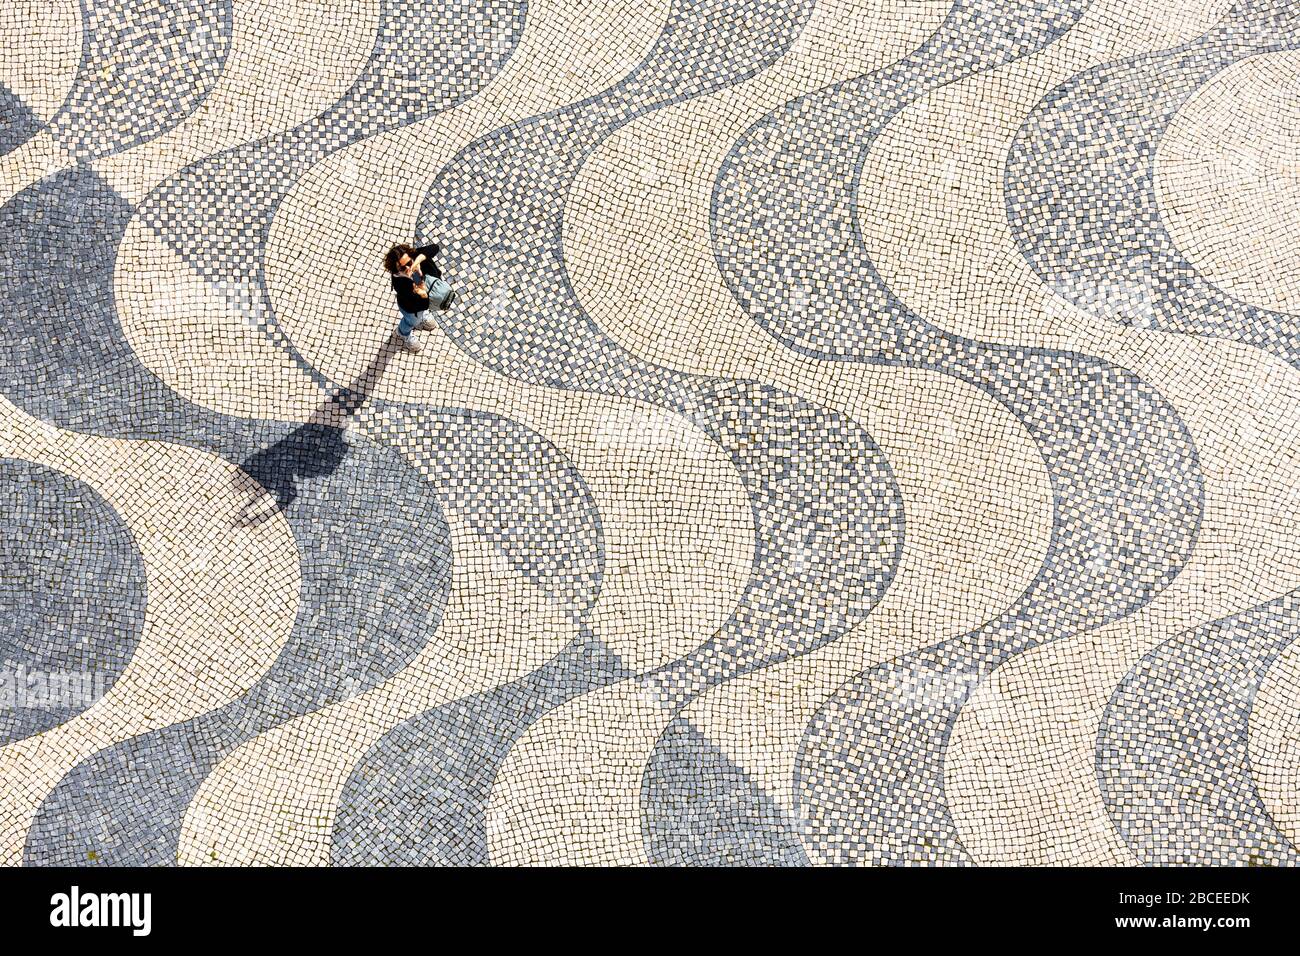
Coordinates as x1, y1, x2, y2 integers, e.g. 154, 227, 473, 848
2, 0, 1299, 866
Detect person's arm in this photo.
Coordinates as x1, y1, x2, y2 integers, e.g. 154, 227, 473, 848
412, 244, 441, 280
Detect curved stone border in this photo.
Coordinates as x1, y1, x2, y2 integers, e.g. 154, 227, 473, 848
1006, 0, 1300, 365
1097, 592, 1300, 865
0, 4, 602, 861
331, 0, 907, 865
0, 0, 233, 162
706, 0, 1204, 864
0, 457, 147, 746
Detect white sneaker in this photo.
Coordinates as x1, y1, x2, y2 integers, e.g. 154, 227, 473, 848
399, 330, 425, 353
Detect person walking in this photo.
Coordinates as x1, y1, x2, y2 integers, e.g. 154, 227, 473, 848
384, 242, 454, 353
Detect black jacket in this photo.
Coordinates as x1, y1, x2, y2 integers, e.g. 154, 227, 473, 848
391, 244, 441, 314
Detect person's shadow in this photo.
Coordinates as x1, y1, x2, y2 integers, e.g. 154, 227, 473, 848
233, 335, 401, 525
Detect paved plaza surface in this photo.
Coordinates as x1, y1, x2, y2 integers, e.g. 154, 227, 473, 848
1, 0, 1299, 866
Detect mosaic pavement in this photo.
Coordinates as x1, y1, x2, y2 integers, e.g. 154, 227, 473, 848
1, 0, 1298, 866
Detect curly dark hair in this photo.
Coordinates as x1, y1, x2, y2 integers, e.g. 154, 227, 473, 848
383, 243, 417, 274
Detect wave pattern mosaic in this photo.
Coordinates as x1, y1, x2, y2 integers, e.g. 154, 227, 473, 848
1, 0, 1298, 866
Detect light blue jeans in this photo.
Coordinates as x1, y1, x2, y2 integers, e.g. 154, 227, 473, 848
398, 307, 425, 337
